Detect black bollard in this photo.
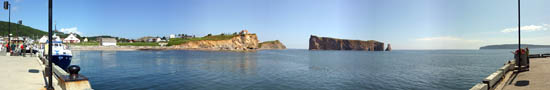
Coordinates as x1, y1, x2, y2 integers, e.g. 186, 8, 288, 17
45, 67, 52, 77
67, 65, 80, 80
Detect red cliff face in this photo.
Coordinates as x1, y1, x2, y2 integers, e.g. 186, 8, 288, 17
309, 35, 385, 51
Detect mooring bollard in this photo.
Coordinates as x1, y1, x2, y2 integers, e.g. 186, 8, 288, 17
67, 65, 80, 80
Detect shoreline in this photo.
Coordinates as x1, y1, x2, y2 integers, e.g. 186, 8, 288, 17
69, 46, 277, 52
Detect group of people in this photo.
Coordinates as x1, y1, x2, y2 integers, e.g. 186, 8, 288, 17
1, 41, 31, 56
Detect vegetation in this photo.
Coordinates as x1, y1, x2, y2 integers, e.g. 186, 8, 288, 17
0, 21, 76, 39
118, 42, 159, 46
168, 34, 244, 46
67, 42, 100, 46
81, 35, 118, 41
259, 40, 281, 48
260, 40, 281, 44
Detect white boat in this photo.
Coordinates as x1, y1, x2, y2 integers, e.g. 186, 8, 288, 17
44, 41, 73, 70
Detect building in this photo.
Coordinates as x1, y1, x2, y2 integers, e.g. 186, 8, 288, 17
38, 35, 62, 43
155, 38, 162, 42
83, 38, 88, 42
239, 30, 249, 34
99, 38, 117, 46
39, 36, 48, 43
169, 34, 176, 38
63, 34, 81, 43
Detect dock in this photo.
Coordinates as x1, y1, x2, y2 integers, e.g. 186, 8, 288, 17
0, 56, 55, 90
496, 57, 550, 90
0, 51, 92, 90
471, 55, 550, 90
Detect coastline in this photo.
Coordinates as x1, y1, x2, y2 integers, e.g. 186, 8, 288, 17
69, 46, 268, 52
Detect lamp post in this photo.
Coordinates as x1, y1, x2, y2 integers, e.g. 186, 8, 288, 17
4, 1, 10, 53
47, 0, 53, 89
517, 0, 521, 70
17, 20, 21, 39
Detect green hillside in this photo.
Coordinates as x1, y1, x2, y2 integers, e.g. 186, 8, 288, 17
0, 21, 48, 37
0, 21, 78, 39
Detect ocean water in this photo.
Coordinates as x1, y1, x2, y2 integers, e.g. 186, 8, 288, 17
71, 49, 549, 90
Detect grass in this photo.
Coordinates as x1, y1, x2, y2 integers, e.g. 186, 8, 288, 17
258, 40, 280, 48
168, 34, 247, 46
118, 42, 159, 46
67, 42, 159, 46
67, 42, 99, 46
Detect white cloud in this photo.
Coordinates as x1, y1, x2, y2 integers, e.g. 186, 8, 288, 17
501, 24, 549, 33
60, 27, 82, 35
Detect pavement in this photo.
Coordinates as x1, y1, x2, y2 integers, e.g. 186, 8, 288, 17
0, 49, 61, 90
0, 56, 47, 90
496, 57, 550, 90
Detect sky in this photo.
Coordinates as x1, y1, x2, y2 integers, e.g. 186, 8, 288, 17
1, 0, 550, 49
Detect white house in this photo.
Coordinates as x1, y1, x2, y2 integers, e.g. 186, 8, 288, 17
39, 36, 48, 43
38, 35, 62, 43
169, 34, 176, 38
63, 34, 80, 43
99, 38, 117, 46
83, 38, 88, 42
156, 38, 162, 42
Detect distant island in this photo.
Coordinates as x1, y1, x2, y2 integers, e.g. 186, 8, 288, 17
479, 44, 550, 49
309, 35, 391, 51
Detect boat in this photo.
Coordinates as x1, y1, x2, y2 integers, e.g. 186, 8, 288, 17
44, 41, 73, 70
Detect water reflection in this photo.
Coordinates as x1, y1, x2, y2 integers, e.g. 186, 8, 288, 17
198, 52, 258, 75
100, 51, 117, 68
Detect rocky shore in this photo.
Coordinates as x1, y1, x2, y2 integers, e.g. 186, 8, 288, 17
258, 40, 286, 50
172, 34, 259, 51
71, 31, 287, 51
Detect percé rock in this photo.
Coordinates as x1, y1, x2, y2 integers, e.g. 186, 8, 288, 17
259, 40, 287, 49
309, 35, 385, 51
176, 34, 259, 51
385, 44, 392, 51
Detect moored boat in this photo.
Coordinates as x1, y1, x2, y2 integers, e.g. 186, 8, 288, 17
44, 41, 73, 70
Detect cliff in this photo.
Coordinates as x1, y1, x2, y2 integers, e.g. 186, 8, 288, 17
174, 34, 259, 51
259, 40, 287, 49
480, 44, 550, 49
309, 35, 385, 51
385, 44, 392, 51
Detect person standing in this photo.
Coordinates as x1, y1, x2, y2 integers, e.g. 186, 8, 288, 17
20, 43, 25, 56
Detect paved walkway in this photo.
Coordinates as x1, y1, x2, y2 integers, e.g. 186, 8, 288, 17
497, 57, 550, 90
0, 56, 47, 90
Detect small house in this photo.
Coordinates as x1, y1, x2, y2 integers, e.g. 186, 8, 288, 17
63, 34, 81, 43
83, 38, 89, 42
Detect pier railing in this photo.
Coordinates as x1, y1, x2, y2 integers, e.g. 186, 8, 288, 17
470, 60, 515, 90
470, 53, 549, 90
39, 56, 93, 90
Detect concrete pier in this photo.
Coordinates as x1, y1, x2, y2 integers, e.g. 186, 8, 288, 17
471, 57, 550, 90
495, 57, 550, 90
0, 56, 60, 90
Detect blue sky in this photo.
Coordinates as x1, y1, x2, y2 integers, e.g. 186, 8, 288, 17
2, 0, 550, 49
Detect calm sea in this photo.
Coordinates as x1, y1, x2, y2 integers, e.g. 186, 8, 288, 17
71, 49, 550, 90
